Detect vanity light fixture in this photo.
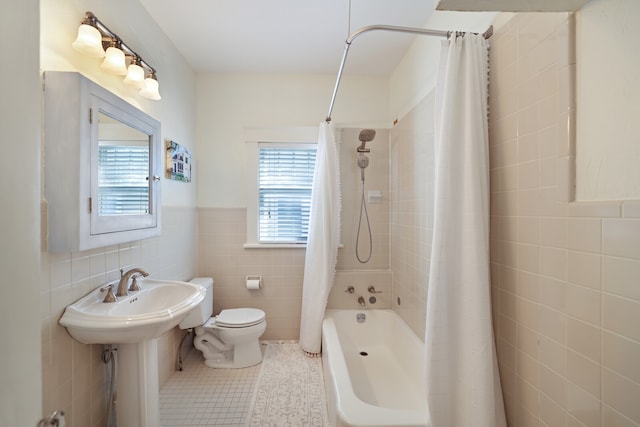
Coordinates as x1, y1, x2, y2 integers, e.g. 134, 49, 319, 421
72, 11, 161, 101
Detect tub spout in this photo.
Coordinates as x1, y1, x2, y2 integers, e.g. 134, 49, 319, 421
357, 296, 365, 306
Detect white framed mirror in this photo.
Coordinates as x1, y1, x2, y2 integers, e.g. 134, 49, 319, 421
45, 72, 162, 252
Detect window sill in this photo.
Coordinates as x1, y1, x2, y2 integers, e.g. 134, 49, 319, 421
243, 243, 307, 249
243, 243, 344, 249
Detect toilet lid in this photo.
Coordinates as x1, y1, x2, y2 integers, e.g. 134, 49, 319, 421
215, 308, 265, 328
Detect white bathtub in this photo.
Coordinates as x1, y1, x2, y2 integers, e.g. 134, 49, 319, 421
322, 309, 430, 427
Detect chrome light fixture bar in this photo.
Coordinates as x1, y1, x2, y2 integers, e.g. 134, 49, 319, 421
72, 11, 161, 100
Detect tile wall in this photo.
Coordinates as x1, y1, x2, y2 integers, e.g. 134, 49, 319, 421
336, 128, 390, 271
389, 92, 436, 338
489, 13, 640, 427
329, 127, 392, 310
41, 206, 197, 427
197, 207, 307, 340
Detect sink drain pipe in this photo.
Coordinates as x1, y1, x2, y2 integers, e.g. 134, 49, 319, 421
102, 345, 118, 427
177, 329, 193, 371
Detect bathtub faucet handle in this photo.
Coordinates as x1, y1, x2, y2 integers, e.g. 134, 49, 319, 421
345, 286, 355, 294
367, 286, 382, 294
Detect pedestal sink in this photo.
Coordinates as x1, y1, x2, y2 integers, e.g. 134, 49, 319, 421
60, 279, 206, 427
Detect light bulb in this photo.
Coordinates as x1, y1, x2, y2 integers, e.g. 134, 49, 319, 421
139, 76, 161, 100
72, 24, 105, 58
124, 63, 145, 88
101, 46, 128, 75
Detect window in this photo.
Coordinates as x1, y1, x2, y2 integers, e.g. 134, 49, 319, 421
257, 145, 316, 243
245, 126, 321, 248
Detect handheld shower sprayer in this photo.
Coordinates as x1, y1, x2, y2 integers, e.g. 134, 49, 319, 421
357, 129, 375, 182
355, 129, 376, 264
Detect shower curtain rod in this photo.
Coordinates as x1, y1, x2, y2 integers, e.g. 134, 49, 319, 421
325, 24, 493, 123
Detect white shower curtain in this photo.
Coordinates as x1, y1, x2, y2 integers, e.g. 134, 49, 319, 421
425, 34, 506, 427
299, 122, 341, 355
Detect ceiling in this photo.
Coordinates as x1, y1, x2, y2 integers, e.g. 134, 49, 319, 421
435, 0, 591, 11
139, 0, 437, 76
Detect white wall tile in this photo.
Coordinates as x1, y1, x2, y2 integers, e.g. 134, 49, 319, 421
603, 220, 640, 259
603, 367, 640, 423
602, 294, 640, 342
602, 256, 640, 301
602, 331, 640, 385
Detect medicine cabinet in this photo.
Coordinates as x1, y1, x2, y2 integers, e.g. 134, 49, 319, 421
44, 72, 162, 252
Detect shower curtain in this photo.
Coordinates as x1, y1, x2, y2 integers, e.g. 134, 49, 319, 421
299, 122, 341, 355
425, 33, 506, 427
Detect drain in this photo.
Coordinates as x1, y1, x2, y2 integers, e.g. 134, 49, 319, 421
359, 351, 368, 356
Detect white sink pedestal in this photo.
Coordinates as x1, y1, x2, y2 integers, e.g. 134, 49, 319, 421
117, 339, 160, 427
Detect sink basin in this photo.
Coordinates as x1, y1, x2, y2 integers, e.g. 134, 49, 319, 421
59, 279, 206, 344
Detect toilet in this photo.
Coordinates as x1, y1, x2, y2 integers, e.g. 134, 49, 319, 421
180, 277, 266, 368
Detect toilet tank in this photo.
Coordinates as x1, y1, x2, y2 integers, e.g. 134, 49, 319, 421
179, 277, 214, 329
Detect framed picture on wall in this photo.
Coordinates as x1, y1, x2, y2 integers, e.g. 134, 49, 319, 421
166, 140, 192, 182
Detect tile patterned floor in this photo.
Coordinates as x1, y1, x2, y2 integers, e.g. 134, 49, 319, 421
160, 349, 262, 426
160, 341, 329, 426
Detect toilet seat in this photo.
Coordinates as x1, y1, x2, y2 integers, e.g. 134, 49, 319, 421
208, 308, 265, 328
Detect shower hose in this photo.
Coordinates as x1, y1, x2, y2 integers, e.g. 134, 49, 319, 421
356, 176, 372, 263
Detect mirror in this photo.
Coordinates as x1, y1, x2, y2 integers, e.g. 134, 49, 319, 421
98, 113, 151, 216
89, 90, 160, 237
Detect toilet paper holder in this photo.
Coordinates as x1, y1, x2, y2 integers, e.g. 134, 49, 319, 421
245, 275, 263, 290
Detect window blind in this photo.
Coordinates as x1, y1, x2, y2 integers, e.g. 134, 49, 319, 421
98, 145, 150, 215
258, 146, 316, 242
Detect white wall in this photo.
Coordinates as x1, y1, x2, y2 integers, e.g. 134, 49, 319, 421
0, 2, 42, 425
576, 0, 640, 201
389, 10, 497, 120
196, 73, 388, 207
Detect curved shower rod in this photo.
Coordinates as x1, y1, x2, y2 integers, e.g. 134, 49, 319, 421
325, 24, 493, 123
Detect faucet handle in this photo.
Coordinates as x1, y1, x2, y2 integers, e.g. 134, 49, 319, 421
367, 286, 382, 294
129, 274, 142, 292
345, 286, 355, 294
100, 284, 117, 303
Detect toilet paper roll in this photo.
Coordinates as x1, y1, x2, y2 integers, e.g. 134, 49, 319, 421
246, 278, 262, 290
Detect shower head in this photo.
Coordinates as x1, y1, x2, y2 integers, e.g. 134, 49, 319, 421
357, 129, 376, 152
359, 129, 376, 142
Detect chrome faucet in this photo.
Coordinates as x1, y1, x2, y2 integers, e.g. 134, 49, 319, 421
117, 268, 149, 297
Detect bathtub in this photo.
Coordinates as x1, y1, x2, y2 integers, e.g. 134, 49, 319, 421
322, 309, 430, 427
